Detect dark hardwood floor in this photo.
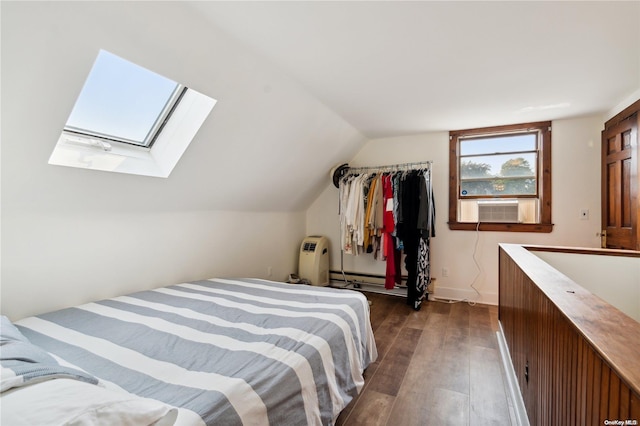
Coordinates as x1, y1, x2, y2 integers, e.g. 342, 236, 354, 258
337, 293, 517, 426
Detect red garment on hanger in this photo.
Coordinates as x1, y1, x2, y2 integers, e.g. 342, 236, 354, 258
382, 175, 396, 289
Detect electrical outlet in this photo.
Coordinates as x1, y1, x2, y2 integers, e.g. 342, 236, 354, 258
267, 266, 273, 277
580, 209, 589, 220
442, 267, 449, 277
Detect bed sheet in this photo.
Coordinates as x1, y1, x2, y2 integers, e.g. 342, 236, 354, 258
15, 278, 378, 426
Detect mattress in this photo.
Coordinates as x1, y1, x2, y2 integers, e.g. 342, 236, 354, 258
12, 278, 378, 425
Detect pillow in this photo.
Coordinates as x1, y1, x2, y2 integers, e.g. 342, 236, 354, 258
1, 315, 29, 343
1, 316, 98, 392
1, 378, 178, 426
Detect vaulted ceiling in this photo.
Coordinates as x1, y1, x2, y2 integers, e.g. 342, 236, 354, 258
190, 1, 640, 137
2, 1, 639, 215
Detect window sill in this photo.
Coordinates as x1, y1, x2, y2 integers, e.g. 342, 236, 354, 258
448, 222, 554, 233
49, 89, 216, 178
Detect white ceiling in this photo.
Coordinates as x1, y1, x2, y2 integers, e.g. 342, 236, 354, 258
190, 1, 640, 138
3, 1, 639, 215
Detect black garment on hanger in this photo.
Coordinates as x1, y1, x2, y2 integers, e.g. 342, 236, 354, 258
396, 171, 421, 308
394, 170, 434, 310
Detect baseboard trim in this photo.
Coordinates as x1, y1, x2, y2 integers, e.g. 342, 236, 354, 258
432, 285, 498, 305
497, 321, 529, 426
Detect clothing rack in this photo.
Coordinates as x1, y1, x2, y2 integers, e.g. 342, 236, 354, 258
336, 160, 434, 309
344, 160, 433, 175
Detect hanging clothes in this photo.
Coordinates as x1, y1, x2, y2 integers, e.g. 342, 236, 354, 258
396, 171, 421, 308
415, 171, 436, 308
382, 174, 396, 289
362, 175, 376, 253
339, 164, 434, 310
372, 175, 384, 259
340, 174, 368, 255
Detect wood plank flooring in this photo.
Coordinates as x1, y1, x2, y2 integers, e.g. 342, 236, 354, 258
337, 293, 517, 426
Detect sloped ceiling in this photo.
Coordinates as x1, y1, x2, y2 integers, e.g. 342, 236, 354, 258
2, 1, 639, 215
190, 1, 640, 137
1, 1, 364, 214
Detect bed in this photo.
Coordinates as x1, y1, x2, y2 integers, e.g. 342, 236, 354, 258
1, 278, 378, 426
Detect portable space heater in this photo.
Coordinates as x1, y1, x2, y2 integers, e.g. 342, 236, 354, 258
298, 236, 330, 286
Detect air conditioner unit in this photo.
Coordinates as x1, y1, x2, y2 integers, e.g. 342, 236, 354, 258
298, 236, 330, 286
478, 200, 519, 223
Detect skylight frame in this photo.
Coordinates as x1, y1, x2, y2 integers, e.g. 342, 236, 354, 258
63, 84, 187, 148
50, 49, 217, 178
62, 50, 188, 149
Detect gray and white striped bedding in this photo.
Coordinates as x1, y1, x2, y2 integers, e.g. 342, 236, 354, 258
15, 278, 377, 426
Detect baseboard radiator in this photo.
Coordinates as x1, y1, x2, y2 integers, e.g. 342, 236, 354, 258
498, 244, 640, 425
329, 270, 407, 287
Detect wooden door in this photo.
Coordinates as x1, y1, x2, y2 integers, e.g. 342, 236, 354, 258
601, 112, 638, 249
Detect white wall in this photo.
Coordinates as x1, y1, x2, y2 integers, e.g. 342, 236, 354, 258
2, 210, 305, 320
533, 251, 640, 323
1, 2, 360, 320
0, 2, 365, 213
1, 2, 629, 320
306, 115, 604, 304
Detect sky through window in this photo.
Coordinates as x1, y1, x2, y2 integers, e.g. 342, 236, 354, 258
65, 50, 180, 146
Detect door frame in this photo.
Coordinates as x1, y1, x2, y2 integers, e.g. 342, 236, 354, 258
601, 99, 640, 250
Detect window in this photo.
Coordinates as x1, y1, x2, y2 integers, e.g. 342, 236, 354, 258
64, 50, 184, 148
50, 50, 217, 178
448, 121, 553, 232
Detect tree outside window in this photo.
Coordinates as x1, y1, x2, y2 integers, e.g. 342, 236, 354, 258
448, 121, 552, 232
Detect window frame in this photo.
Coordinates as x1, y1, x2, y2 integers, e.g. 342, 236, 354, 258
62, 50, 188, 149
50, 49, 217, 178
459, 133, 539, 199
51, 87, 218, 178
63, 85, 186, 149
448, 121, 553, 232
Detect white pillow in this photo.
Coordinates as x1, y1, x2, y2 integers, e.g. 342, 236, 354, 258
1, 378, 177, 426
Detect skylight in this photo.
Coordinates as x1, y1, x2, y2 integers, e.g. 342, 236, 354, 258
50, 50, 217, 178
64, 50, 183, 147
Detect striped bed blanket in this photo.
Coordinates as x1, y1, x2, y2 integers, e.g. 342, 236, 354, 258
14, 278, 378, 426
0, 315, 99, 392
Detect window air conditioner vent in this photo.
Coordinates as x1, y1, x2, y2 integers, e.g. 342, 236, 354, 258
478, 201, 519, 223
302, 242, 317, 252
